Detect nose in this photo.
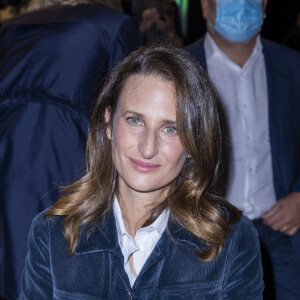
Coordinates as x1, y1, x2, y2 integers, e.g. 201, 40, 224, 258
138, 128, 159, 159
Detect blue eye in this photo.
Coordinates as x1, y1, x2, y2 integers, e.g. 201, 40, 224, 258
165, 126, 177, 135
127, 117, 141, 125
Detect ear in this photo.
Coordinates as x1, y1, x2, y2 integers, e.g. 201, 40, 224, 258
105, 107, 112, 140
201, 0, 209, 19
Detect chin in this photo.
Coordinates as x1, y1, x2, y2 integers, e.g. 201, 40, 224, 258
130, 183, 165, 193
124, 178, 170, 194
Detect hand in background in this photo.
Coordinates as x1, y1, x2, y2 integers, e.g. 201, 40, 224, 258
262, 192, 300, 235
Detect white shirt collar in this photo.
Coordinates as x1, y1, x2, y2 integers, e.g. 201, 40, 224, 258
113, 196, 169, 244
113, 196, 169, 286
204, 32, 263, 71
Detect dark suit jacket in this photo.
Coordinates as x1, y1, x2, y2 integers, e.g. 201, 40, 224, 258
19, 210, 263, 299
0, 5, 141, 299
185, 37, 300, 252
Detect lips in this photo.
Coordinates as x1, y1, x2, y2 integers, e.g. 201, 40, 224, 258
129, 158, 161, 172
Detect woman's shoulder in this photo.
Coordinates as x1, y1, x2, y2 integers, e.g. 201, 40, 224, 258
230, 214, 258, 240
220, 216, 264, 298
224, 214, 260, 255
30, 208, 64, 238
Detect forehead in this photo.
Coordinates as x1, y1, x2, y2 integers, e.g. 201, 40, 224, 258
120, 73, 174, 92
116, 74, 176, 117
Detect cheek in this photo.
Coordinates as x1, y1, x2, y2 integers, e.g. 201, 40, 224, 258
111, 122, 136, 153
164, 142, 187, 170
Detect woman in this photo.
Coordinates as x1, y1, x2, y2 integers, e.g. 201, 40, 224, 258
19, 44, 263, 299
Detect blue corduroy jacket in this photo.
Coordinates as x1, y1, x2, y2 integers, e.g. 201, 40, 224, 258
19, 210, 264, 299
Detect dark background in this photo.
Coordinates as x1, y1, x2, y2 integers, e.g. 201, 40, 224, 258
1, 0, 300, 50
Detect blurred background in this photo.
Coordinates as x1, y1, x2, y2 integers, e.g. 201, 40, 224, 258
1, 0, 300, 50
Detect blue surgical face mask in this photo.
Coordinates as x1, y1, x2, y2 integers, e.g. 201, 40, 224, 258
214, 0, 264, 42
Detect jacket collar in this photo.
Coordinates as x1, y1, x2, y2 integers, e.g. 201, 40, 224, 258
74, 211, 119, 255
74, 212, 206, 256
197, 38, 207, 70
167, 219, 207, 253
186, 37, 207, 70
74, 212, 206, 289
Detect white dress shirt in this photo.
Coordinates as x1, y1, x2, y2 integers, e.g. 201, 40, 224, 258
204, 33, 276, 219
113, 198, 169, 287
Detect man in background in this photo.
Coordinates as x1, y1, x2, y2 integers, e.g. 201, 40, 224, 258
186, 0, 300, 299
0, 1, 141, 299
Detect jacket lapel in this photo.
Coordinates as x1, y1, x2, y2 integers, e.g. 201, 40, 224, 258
136, 228, 173, 281
189, 37, 207, 71
262, 38, 288, 199
134, 219, 206, 289
74, 212, 119, 254
74, 212, 132, 287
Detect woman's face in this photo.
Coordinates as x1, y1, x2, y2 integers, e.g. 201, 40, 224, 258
106, 74, 187, 196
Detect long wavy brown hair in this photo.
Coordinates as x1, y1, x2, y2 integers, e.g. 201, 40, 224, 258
46, 44, 241, 261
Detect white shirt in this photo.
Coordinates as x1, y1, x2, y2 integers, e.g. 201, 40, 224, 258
113, 198, 169, 287
204, 33, 276, 219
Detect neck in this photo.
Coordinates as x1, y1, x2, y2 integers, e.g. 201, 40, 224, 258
208, 30, 258, 67
117, 182, 167, 237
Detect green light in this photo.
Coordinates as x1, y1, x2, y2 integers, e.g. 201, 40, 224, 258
182, 0, 188, 36
175, 0, 189, 37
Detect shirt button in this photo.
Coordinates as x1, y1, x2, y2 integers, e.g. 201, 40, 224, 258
247, 136, 250, 140
250, 168, 253, 172
243, 104, 247, 108
140, 245, 145, 252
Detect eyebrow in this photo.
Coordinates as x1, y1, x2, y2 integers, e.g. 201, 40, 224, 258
123, 110, 177, 125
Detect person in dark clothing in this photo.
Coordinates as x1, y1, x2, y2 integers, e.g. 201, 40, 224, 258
0, 2, 142, 299
185, 0, 300, 299
19, 44, 263, 300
